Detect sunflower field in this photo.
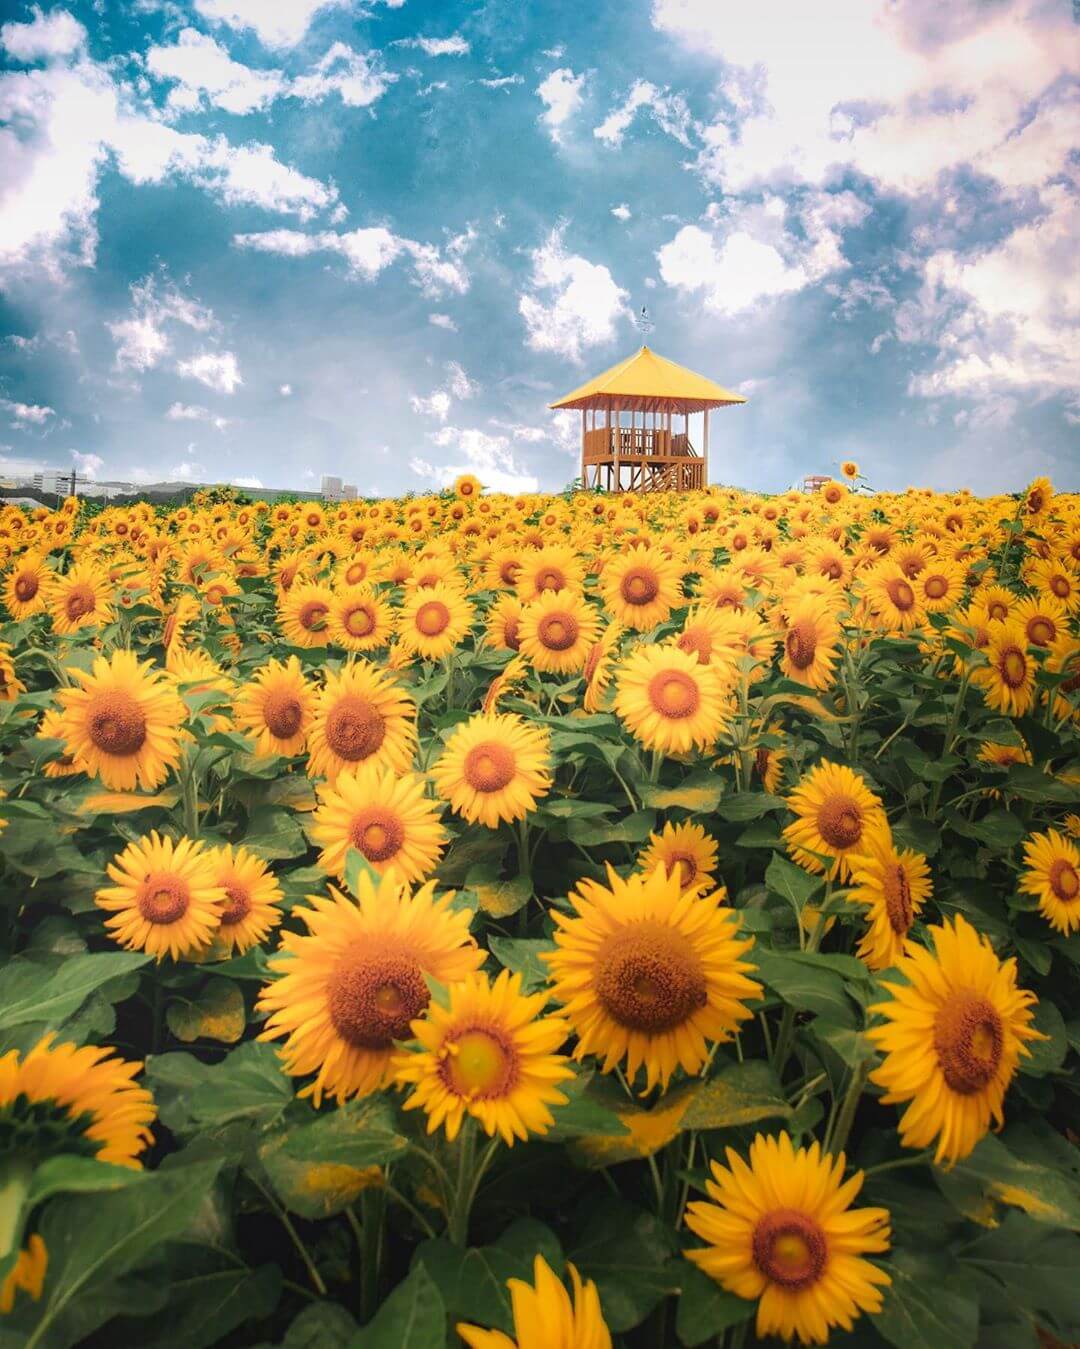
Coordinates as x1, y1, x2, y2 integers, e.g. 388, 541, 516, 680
0, 471, 1078, 1349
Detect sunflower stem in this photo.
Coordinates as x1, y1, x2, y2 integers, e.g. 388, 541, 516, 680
825, 1057, 871, 1158
447, 1118, 477, 1247
0, 1159, 33, 1269
180, 749, 200, 838
649, 748, 663, 783
929, 668, 971, 818
861, 1149, 934, 1179
355, 1185, 385, 1324
251, 1176, 327, 1297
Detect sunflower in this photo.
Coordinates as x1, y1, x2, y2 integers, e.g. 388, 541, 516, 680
1026, 557, 1080, 613
311, 762, 446, 884
673, 605, 744, 669
1021, 476, 1052, 516
204, 843, 284, 955
582, 622, 622, 713
863, 564, 926, 632
457, 1255, 611, 1349
335, 551, 378, 590
515, 545, 584, 601
980, 584, 1014, 624
840, 459, 860, 480
56, 650, 185, 792
397, 582, 474, 662
614, 644, 730, 755
37, 706, 86, 778
484, 593, 525, 653
432, 712, 551, 827
847, 822, 932, 971
0, 1235, 47, 1315
0, 642, 25, 703
49, 560, 113, 635
518, 589, 600, 675
1019, 829, 1080, 934
973, 621, 1035, 717
912, 557, 964, 613
783, 762, 887, 882
454, 473, 483, 500
307, 660, 417, 782
327, 586, 395, 653
96, 831, 226, 961
278, 581, 334, 648
258, 873, 483, 1105
599, 546, 683, 631
870, 912, 1043, 1166
1045, 634, 1080, 722
685, 1132, 890, 1346
394, 969, 573, 1144
2, 552, 49, 620
637, 821, 719, 892
234, 656, 315, 758
1012, 595, 1067, 649
780, 595, 841, 690
0, 1035, 155, 1169
544, 864, 760, 1092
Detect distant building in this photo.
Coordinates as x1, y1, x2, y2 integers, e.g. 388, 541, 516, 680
321, 475, 343, 500
342, 484, 357, 500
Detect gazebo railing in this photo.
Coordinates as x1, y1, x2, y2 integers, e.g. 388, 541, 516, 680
582, 427, 698, 462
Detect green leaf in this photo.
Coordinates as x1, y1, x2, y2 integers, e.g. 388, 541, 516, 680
873, 1249, 979, 1349
959, 1212, 1080, 1333
470, 876, 531, 919
0, 952, 149, 1031
544, 1069, 630, 1144
753, 949, 854, 1020
355, 1263, 445, 1348
1005, 763, 1077, 803
243, 806, 309, 860
28, 1157, 144, 1209
146, 1041, 292, 1134
675, 1263, 752, 1346
344, 847, 382, 898
639, 771, 725, 813
569, 1199, 681, 1331
890, 813, 941, 857
487, 937, 555, 994
717, 792, 786, 822
679, 1060, 793, 1131
941, 1132, 1080, 1230
566, 810, 656, 846
764, 853, 822, 910
16, 1162, 222, 1349
166, 978, 246, 1044
136, 1260, 281, 1349
258, 1098, 406, 1219
1017, 999, 1067, 1077
267, 1303, 359, 1348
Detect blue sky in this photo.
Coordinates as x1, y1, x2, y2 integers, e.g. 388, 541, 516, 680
0, 0, 1076, 496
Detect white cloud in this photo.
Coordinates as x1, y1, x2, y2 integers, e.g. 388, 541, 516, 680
72, 450, 103, 477
166, 401, 208, 420
230, 474, 263, 488
233, 224, 473, 295
594, 79, 694, 148
490, 410, 579, 457
0, 398, 55, 427
658, 225, 809, 316
479, 75, 523, 90
0, 7, 84, 61
410, 390, 452, 421
176, 351, 242, 395
410, 361, 477, 421
611, 203, 631, 221
170, 458, 205, 480
288, 43, 397, 109
410, 425, 539, 493
279, 383, 293, 396
192, 0, 351, 49
429, 312, 457, 331
398, 35, 470, 57
146, 28, 284, 114
107, 275, 214, 373
536, 68, 585, 144
519, 227, 629, 362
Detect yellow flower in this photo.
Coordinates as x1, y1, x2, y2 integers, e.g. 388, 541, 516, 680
518, 588, 601, 675
2, 552, 49, 620
96, 831, 225, 961
327, 585, 395, 653
204, 843, 284, 955
1021, 476, 1052, 515
863, 563, 926, 632
614, 644, 730, 755
394, 970, 573, 1144
258, 871, 482, 1105
867, 913, 1042, 1165
973, 621, 1035, 717
234, 656, 316, 758
783, 762, 887, 882
515, 545, 584, 601
780, 595, 841, 691
599, 545, 683, 631
685, 1133, 890, 1346
484, 593, 525, 652
56, 650, 185, 792
454, 473, 482, 500
0, 641, 25, 703
840, 459, 860, 480
397, 581, 474, 662
432, 711, 551, 828
0, 1235, 47, 1315
1019, 828, 1080, 934
457, 1255, 611, 1349
307, 660, 417, 782
847, 822, 932, 971
545, 864, 759, 1092
637, 820, 719, 892
581, 621, 621, 714
48, 560, 114, 635
311, 762, 446, 884
278, 581, 334, 648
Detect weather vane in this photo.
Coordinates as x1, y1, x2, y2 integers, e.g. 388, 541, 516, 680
635, 304, 654, 335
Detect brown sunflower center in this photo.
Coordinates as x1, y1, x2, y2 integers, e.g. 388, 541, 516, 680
923, 574, 948, 600
647, 669, 700, 720
1050, 575, 1070, 598
1026, 616, 1055, 647
886, 577, 916, 611
987, 600, 1009, 622
594, 921, 708, 1033
676, 629, 710, 662
816, 795, 864, 850
415, 600, 450, 637
503, 616, 522, 650
998, 647, 1027, 688
344, 603, 377, 638
349, 807, 405, 863
345, 562, 368, 586
933, 991, 1004, 1094
325, 696, 386, 762
537, 612, 579, 651
667, 852, 697, 887
622, 568, 659, 605
751, 1209, 828, 1290
463, 741, 516, 793
298, 600, 328, 633
536, 568, 565, 592
327, 949, 429, 1049
65, 583, 96, 621
785, 620, 818, 670
441, 1026, 518, 1100
263, 690, 304, 740
87, 690, 147, 757
1048, 858, 1079, 902
138, 874, 190, 925
220, 881, 251, 926
882, 861, 914, 935
14, 574, 38, 602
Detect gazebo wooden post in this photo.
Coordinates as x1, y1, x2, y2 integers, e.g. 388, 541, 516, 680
613, 401, 621, 493
580, 409, 587, 487
702, 407, 710, 489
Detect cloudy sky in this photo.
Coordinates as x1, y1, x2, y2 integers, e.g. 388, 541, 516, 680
0, 0, 1076, 496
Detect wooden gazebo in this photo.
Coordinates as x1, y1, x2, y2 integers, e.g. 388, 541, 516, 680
550, 346, 746, 493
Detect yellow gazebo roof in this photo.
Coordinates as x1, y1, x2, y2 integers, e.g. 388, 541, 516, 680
549, 345, 747, 413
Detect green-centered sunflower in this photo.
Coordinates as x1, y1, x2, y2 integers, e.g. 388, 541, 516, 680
258, 872, 482, 1105
867, 913, 1042, 1164
544, 864, 760, 1092
685, 1132, 890, 1346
